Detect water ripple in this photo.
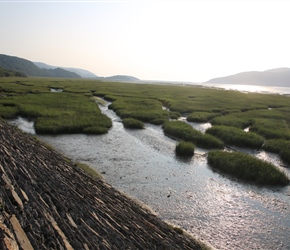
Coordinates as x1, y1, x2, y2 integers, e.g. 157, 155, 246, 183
13, 105, 290, 250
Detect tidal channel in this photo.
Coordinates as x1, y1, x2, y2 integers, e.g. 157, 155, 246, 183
10, 103, 290, 250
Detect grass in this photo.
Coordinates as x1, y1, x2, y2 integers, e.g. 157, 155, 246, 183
187, 112, 220, 123
1, 77, 290, 146
74, 162, 103, 180
211, 108, 290, 140
34, 114, 111, 134
207, 151, 289, 186
0, 91, 112, 134
175, 141, 195, 157
211, 113, 251, 129
108, 97, 170, 123
0, 104, 18, 119
206, 125, 264, 149
162, 121, 224, 149
280, 149, 290, 165
1, 77, 290, 185
263, 139, 290, 165
250, 118, 290, 140
122, 118, 144, 129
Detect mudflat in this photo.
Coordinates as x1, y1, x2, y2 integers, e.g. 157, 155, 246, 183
0, 119, 204, 250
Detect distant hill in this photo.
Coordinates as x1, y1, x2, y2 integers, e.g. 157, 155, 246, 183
207, 68, 290, 87
0, 54, 81, 78
101, 75, 140, 82
0, 66, 26, 77
34, 62, 97, 78
1, 54, 140, 81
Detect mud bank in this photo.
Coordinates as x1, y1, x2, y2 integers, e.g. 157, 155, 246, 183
0, 119, 204, 250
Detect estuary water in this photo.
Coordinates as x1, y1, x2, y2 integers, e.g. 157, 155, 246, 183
203, 83, 290, 95
10, 102, 289, 250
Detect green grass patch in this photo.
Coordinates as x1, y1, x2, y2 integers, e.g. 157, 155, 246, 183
175, 141, 195, 157
0, 104, 19, 119
1, 78, 290, 139
250, 118, 290, 140
0, 91, 112, 134
262, 139, 290, 153
163, 121, 224, 149
211, 113, 251, 129
280, 149, 290, 165
74, 162, 102, 180
187, 112, 220, 123
206, 125, 264, 149
108, 97, 169, 123
207, 151, 289, 186
211, 108, 290, 141
34, 114, 111, 134
263, 139, 290, 165
149, 118, 167, 125
122, 118, 144, 129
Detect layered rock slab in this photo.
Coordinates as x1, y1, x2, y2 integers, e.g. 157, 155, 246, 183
0, 120, 203, 250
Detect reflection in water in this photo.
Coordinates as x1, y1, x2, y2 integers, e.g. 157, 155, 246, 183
203, 83, 290, 95
10, 105, 290, 250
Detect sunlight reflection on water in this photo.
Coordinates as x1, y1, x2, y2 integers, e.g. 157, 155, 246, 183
10, 105, 290, 250
198, 83, 290, 95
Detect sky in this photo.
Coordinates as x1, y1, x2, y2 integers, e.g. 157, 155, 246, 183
1, 0, 290, 82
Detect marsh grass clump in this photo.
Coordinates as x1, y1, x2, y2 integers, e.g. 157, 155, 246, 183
187, 112, 220, 123
169, 111, 180, 120
207, 151, 289, 186
83, 126, 109, 135
250, 118, 290, 140
263, 139, 290, 165
108, 97, 169, 123
211, 108, 290, 141
162, 121, 224, 149
0, 104, 18, 119
1, 77, 290, 139
74, 162, 102, 180
211, 114, 251, 129
122, 118, 144, 129
34, 114, 111, 134
175, 141, 195, 157
206, 125, 264, 149
280, 149, 290, 165
150, 118, 167, 125
0, 92, 112, 134
262, 139, 290, 153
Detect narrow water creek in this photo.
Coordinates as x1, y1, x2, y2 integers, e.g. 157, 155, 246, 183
9, 104, 290, 250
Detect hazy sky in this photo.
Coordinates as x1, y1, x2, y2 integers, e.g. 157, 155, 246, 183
1, 0, 290, 82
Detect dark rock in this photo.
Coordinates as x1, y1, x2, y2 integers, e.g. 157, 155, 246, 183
0, 119, 203, 250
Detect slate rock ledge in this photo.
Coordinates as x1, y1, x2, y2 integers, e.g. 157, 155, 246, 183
0, 120, 203, 250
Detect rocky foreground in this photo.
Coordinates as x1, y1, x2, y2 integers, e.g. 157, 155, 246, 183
0, 119, 205, 250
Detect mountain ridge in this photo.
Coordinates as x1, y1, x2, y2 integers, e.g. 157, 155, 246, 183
207, 68, 290, 87
34, 62, 139, 81
0, 66, 26, 77
1, 54, 140, 81
0, 54, 81, 78
34, 61, 98, 78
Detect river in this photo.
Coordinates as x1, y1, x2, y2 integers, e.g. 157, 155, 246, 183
10, 100, 290, 250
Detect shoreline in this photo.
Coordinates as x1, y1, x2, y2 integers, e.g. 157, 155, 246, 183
0, 119, 209, 249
